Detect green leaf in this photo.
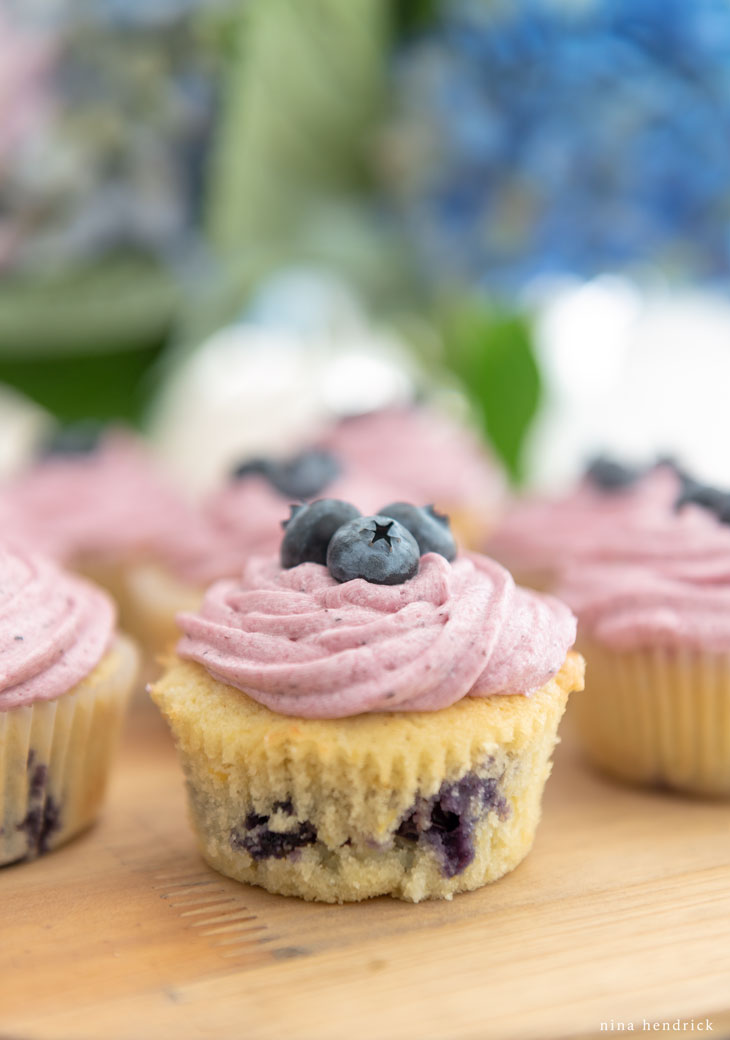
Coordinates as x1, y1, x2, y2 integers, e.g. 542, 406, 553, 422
440, 303, 541, 485
0, 342, 166, 425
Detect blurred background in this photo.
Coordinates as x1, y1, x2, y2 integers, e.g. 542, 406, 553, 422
2, 0, 730, 491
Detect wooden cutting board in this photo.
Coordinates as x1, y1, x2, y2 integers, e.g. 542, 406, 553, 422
2, 699, 730, 1040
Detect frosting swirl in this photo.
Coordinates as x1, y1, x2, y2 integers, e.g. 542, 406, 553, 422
486, 465, 682, 577
558, 504, 730, 652
0, 430, 198, 566
176, 552, 576, 718
321, 407, 505, 515
0, 546, 115, 710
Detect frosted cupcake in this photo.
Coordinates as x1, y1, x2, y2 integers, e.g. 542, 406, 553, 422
152, 500, 582, 903
123, 449, 353, 659
0, 545, 138, 865
558, 484, 730, 797
0, 426, 200, 632
486, 458, 682, 591
320, 406, 506, 549
125, 444, 439, 659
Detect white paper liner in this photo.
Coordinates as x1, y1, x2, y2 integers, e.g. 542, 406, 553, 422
0, 635, 138, 866
574, 640, 730, 796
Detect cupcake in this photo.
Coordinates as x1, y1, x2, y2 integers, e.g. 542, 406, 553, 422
0, 545, 138, 865
320, 406, 506, 549
0, 425, 210, 665
151, 500, 582, 903
0, 426, 199, 619
122, 448, 354, 660
557, 481, 730, 797
486, 458, 682, 591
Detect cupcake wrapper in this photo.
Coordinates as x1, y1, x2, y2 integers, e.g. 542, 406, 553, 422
0, 635, 138, 866
445, 504, 491, 553
124, 561, 203, 675
152, 653, 582, 902
509, 566, 558, 594
574, 641, 730, 797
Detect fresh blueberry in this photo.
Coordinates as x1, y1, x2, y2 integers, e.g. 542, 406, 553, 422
675, 477, 730, 524
584, 456, 642, 491
377, 502, 456, 561
653, 454, 686, 477
40, 420, 105, 458
231, 456, 270, 481
280, 499, 361, 568
326, 515, 420, 585
268, 449, 341, 499
232, 449, 340, 499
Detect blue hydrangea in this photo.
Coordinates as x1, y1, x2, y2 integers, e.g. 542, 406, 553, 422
388, 0, 730, 293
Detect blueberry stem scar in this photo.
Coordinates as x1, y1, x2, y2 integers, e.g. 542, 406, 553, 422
370, 520, 395, 549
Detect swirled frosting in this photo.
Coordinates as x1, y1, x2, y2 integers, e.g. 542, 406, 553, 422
0, 430, 199, 567
321, 407, 505, 516
203, 476, 300, 562
0, 546, 115, 710
557, 502, 730, 652
176, 552, 576, 718
486, 465, 682, 578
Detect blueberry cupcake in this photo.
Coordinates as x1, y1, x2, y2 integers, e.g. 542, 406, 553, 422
122, 448, 353, 660
0, 545, 138, 865
486, 458, 682, 591
151, 501, 582, 902
557, 481, 730, 796
0, 426, 199, 631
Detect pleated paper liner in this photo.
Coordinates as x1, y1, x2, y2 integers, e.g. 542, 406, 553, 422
0, 635, 138, 866
151, 652, 583, 902
573, 640, 730, 797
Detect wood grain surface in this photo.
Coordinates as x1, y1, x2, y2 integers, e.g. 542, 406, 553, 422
2, 699, 729, 1040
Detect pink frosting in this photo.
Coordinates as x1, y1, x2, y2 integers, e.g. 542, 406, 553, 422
486, 465, 682, 578
0, 430, 201, 567
203, 476, 295, 562
557, 502, 730, 652
176, 552, 576, 718
321, 407, 505, 516
0, 546, 115, 711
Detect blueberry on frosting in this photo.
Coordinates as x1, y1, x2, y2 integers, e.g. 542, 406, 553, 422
233, 449, 340, 500
584, 455, 642, 491
280, 499, 361, 568
326, 515, 420, 586
40, 420, 105, 458
377, 502, 456, 561
675, 477, 730, 524
231, 456, 270, 481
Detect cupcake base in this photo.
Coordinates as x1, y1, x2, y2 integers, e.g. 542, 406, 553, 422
124, 561, 203, 660
151, 652, 583, 902
445, 504, 493, 555
574, 640, 730, 797
0, 635, 138, 866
